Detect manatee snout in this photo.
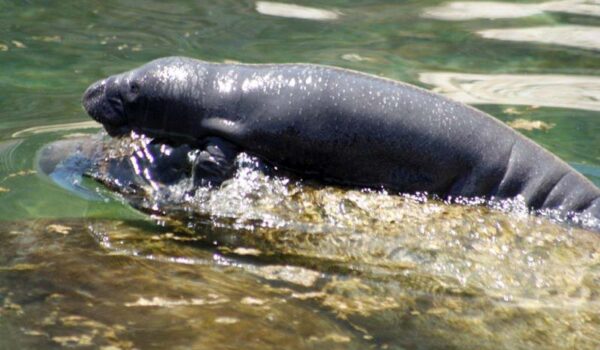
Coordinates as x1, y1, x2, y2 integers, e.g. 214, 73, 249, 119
82, 79, 106, 121
83, 78, 129, 136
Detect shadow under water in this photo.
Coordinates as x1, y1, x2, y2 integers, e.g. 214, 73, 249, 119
24, 132, 600, 349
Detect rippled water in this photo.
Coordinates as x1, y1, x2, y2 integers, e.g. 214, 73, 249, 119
1, 1, 600, 349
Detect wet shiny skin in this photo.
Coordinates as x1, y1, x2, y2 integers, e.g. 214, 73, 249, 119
83, 57, 600, 223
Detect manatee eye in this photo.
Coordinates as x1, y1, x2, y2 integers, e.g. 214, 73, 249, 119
129, 82, 140, 94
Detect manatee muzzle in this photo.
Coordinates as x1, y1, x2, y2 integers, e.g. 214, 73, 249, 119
83, 79, 129, 136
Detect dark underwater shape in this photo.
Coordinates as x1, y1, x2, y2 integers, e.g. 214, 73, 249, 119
36, 137, 104, 201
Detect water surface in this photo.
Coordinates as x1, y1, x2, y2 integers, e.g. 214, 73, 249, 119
1, 1, 600, 349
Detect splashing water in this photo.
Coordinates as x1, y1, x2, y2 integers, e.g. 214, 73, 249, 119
32, 132, 600, 348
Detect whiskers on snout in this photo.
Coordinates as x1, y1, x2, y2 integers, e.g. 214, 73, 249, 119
83, 79, 129, 136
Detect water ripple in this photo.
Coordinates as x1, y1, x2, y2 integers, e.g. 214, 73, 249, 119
478, 25, 600, 51
0, 139, 23, 174
423, 1, 543, 20
419, 72, 600, 111
423, 0, 600, 20
12, 120, 100, 138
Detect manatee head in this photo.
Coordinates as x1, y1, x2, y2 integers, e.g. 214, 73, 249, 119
83, 56, 208, 140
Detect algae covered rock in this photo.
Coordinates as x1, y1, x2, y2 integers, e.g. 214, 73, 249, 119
34, 132, 600, 349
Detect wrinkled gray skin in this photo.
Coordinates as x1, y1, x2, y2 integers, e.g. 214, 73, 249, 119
83, 56, 600, 219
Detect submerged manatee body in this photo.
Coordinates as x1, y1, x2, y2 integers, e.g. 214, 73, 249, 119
82, 56, 600, 222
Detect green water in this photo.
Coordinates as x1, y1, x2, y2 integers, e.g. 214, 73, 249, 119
1, 1, 600, 349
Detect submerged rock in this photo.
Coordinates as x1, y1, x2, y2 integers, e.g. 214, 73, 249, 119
33, 132, 600, 349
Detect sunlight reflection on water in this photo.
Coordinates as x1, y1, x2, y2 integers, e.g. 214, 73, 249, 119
419, 72, 600, 111
478, 25, 600, 51
423, 0, 600, 20
255, 1, 340, 21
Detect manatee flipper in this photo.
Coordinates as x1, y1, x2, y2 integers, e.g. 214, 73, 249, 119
191, 137, 240, 187
142, 141, 192, 185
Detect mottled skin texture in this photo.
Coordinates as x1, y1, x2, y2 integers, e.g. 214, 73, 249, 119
83, 56, 600, 220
